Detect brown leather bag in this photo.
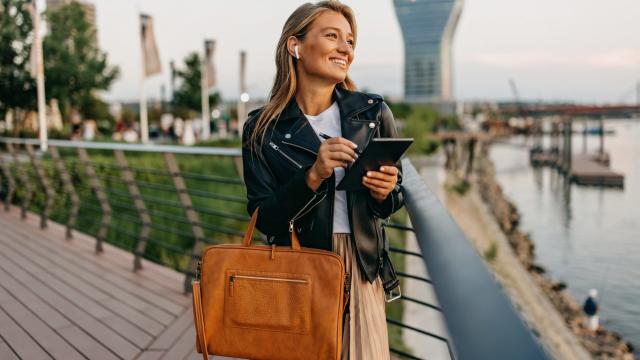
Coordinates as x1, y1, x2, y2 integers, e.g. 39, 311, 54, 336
192, 208, 349, 360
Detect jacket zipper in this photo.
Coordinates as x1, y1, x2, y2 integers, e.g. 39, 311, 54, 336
289, 192, 327, 233
281, 140, 318, 156
229, 274, 308, 297
269, 141, 302, 169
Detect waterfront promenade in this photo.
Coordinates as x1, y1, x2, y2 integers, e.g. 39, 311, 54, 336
0, 207, 214, 360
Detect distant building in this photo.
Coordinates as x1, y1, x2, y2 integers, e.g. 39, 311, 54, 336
46, 0, 97, 43
393, 0, 463, 112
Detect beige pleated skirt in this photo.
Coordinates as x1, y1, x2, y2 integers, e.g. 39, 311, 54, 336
332, 233, 390, 360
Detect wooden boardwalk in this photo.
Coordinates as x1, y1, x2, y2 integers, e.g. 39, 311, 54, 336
0, 207, 219, 360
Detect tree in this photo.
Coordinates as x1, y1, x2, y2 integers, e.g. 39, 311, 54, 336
172, 52, 220, 119
0, 0, 36, 120
43, 2, 119, 121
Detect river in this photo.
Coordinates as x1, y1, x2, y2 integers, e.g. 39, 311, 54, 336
489, 119, 640, 355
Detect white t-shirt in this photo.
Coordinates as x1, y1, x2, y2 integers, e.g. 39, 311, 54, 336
303, 102, 350, 234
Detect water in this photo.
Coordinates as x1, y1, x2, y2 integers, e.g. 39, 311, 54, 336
490, 120, 640, 354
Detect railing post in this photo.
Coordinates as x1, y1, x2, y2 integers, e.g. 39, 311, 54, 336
114, 150, 151, 271
77, 147, 111, 253
49, 146, 79, 239
25, 144, 54, 229
233, 156, 244, 183
0, 150, 16, 212
6, 143, 33, 219
163, 152, 206, 293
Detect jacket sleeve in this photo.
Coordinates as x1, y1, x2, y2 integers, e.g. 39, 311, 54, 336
367, 101, 405, 220
242, 117, 328, 238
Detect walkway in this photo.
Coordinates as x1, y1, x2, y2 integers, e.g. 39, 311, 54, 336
0, 207, 215, 360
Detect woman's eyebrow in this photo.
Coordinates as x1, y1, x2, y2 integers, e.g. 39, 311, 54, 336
320, 26, 353, 37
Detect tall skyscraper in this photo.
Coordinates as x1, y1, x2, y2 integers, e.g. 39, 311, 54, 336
46, 0, 97, 43
393, 0, 463, 106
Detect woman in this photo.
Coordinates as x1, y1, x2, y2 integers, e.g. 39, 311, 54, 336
241, 1, 404, 359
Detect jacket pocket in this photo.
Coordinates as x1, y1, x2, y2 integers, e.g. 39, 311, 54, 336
224, 270, 312, 334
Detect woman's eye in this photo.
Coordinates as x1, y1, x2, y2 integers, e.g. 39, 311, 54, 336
347, 40, 354, 46
327, 33, 337, 39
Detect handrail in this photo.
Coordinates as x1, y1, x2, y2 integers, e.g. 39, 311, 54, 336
400, 158, 550, 359
0, 137, 242, 156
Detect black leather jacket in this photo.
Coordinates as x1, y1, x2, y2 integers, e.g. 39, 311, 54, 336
241, 86, 404, 284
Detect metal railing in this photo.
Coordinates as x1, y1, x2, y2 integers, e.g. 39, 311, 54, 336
0, 137, 549, 360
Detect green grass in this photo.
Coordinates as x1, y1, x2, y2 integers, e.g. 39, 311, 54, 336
384, 208, 414, 356
2, 148, 247, 273
446, 179, 471, 195
484, 242, 498, 263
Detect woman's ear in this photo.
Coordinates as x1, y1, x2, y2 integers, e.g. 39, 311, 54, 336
287, 36, 299, 59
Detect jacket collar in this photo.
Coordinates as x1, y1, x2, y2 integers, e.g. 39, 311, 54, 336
275, 86, 380, 155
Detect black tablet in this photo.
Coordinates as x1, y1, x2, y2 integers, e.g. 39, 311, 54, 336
336, 138, 413, 192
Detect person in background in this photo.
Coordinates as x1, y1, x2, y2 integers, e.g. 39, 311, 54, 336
583, 288, 599, 333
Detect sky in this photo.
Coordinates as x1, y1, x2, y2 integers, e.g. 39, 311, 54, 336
42, 0, 640, 104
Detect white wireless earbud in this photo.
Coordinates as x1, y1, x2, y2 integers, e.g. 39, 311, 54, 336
294, 45, 300, 59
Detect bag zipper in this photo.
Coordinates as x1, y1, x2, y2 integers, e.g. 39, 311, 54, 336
269, 141, 302, 169
229, 274, 308, 297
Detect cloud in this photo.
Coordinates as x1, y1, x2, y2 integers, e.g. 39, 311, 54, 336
463, 49, 640, 69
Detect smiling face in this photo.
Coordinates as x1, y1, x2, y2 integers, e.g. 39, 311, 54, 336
290, 11, 355, 85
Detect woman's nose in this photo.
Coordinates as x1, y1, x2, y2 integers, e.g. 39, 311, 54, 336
337, 40, 353, 55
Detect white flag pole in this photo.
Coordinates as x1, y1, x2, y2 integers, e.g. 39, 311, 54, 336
200, 41, 211, 140
139, 16, 149, 144
33, 0, 47, 151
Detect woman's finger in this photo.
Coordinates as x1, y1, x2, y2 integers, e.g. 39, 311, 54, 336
365, 171, 395, 183
362, 181, 390, 199
328, 151, 356, 163
327, 144, 357, 159
363, 176, 393, 191
379, 166, 398, 175
325, 137, 358, 150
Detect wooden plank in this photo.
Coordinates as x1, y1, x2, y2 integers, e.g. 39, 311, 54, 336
0, 267, 117, 360
58, 324, 120, 360
0, 208, 187, 301
102, 298, 164, 336
160, 326, 196, 360
0, 334, 19, 360
0, 251, 140, 359
0, 300, 85, 360
0, 225, 176, 326
0, 219, 186, 316
0, 238, 153, 348
0, 267, 71, 330
0, 307, 51, 360
135, 350, 165, 360
0, 229, 164, 336
187, 350, 236, 359
148, 307, 193, 351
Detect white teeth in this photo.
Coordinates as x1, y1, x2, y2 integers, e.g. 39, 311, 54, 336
331, 59, 346, 66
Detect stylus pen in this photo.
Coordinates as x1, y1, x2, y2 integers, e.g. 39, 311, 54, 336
318, 132, 361, 155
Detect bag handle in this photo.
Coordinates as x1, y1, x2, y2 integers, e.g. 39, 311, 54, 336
242, 207, 301, 250
192, 281, 210, 360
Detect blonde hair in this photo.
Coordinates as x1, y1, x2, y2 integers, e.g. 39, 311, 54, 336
248, 1, 357, 152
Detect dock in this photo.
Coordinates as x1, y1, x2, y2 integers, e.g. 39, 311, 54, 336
570, 154, 624, 187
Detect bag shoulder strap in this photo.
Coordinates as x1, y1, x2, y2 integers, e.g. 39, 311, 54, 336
192, 281, 210, 360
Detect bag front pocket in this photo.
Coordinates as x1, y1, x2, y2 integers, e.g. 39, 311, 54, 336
224, 270, 312, 334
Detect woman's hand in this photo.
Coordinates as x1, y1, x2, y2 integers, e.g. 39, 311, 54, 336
362, 166, 398, 203
305, 137, 358, 191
